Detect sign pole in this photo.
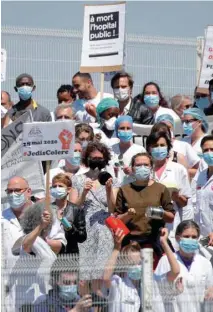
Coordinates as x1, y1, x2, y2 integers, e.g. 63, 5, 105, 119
45, 160, 51, 212
100, 72, 104, 100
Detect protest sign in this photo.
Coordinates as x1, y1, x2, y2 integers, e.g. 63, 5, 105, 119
80, 2, 126, 73
22, 121, 75, 161
198, 25, 213, 89
1, 49, 7, 82
1, 111, 31, 158
1, 135, 45, 206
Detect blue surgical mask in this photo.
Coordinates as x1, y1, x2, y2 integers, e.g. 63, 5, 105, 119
17, 86, 33, 101
58, 284, 78, 301
203, 152, 213, 166
179, 238, 199, 254
134, 165, 150, 180
127, 265, 142, 281
118, 130, 133, 142
183, 122, 194, 136
7, 192, 27, 209
67, 152, 81, 167
151, 146, 168, 160
144, 95, 159, 108
82, 141, 88, 150
196, 97, 210, 110
50, 186, 67, 199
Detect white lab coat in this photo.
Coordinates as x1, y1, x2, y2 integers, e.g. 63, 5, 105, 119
108, 274, 166, 312
1, 207, 66, 311
153, 161, 192, 233
182, 135, 206, 158
154, 253, 213, 312
172, 140, 200, 168
193, 169, 213, 236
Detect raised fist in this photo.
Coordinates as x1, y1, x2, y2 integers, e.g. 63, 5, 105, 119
58, 129, 73, 150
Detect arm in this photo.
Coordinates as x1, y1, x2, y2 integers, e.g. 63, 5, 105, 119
172, 192, 188, 208
103, 229, 125, 289
69, 179, 93, 207
22, 211, 51, 253
160, 228, 180, 282
161, 187, 175, 223
105, 178, 119, 212
45, 239, 62, 254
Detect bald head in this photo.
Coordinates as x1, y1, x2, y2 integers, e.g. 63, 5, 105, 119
7, 176, 29, 189
1, 91, 13, 110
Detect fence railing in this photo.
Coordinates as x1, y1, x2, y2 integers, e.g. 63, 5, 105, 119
2, 250, 212, 312
1, 25, 199, 113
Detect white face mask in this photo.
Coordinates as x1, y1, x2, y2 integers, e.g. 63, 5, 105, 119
104, 116, 117, 131
113, 88, 130, 101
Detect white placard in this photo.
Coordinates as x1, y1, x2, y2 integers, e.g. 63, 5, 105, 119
1, 135, 45, 206
22, 121, 75, 161
1, 49, 7, 82
199, 25, 213, 89
80, 2, 126, 72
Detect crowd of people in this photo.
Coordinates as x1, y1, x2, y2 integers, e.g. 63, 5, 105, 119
1, 71, 213, 312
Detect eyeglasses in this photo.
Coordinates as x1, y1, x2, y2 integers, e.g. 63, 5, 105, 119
5, 188, 27, 195
183, 119, 197, 124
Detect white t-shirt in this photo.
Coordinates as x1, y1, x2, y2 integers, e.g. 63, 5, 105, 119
73, 92, 114, 123
172, 139, 200, 168
154, 253, 213, 312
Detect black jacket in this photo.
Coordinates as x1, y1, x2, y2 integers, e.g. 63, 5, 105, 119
128, 95, 155, 125
54, 202, 87, 254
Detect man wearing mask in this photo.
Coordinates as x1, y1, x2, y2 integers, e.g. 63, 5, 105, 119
7, 73, 51, 122
72, 71, 113, 122
204, 79, 213, 116
111, 71, 154, 124
1, 91, 13, 111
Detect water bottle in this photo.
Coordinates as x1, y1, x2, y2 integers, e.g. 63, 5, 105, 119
145, 206, 164, 220
60, 217, 72, 231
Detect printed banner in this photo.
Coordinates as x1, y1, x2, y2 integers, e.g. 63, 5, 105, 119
1, 111, 31, 158
80, 2, 126, 72
1, 49, 7, 82
199, 25, 213, 89
22, 121, 75, 161
1, 134, 45, 205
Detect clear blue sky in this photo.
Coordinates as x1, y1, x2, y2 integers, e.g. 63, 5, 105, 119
2, 1, 213, 37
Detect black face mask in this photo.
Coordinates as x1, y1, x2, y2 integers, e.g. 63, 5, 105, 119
88, 157, 106, 170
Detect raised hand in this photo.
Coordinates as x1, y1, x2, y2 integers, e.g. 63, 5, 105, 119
58, 129, 73, 150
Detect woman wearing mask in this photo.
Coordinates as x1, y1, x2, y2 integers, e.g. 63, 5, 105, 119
146, 132, 192, 240
49, 140, 83, 181
50, 173, 87, 254
69, 142, 120, 294
155, 220, 213, 311
103, 228, 182, 312
182, 107, 209, 157
192, 135, 213, 246
112, 115, 146, 183
170, 94, 193, 118
114, 152, 175, 267
75, 123, 94, 150
194, 87, 211, 110
154, 115, 200, 179
141, 82, 180, 124
96, 97, 120, 139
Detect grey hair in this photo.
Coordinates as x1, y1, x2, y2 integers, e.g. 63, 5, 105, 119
54, 102, 73, 118
170, 94, 192, 111
19, 202, 54, 235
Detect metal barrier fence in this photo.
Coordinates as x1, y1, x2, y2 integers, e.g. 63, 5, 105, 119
2, 250, 213, 312
1, 25, 199, 113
